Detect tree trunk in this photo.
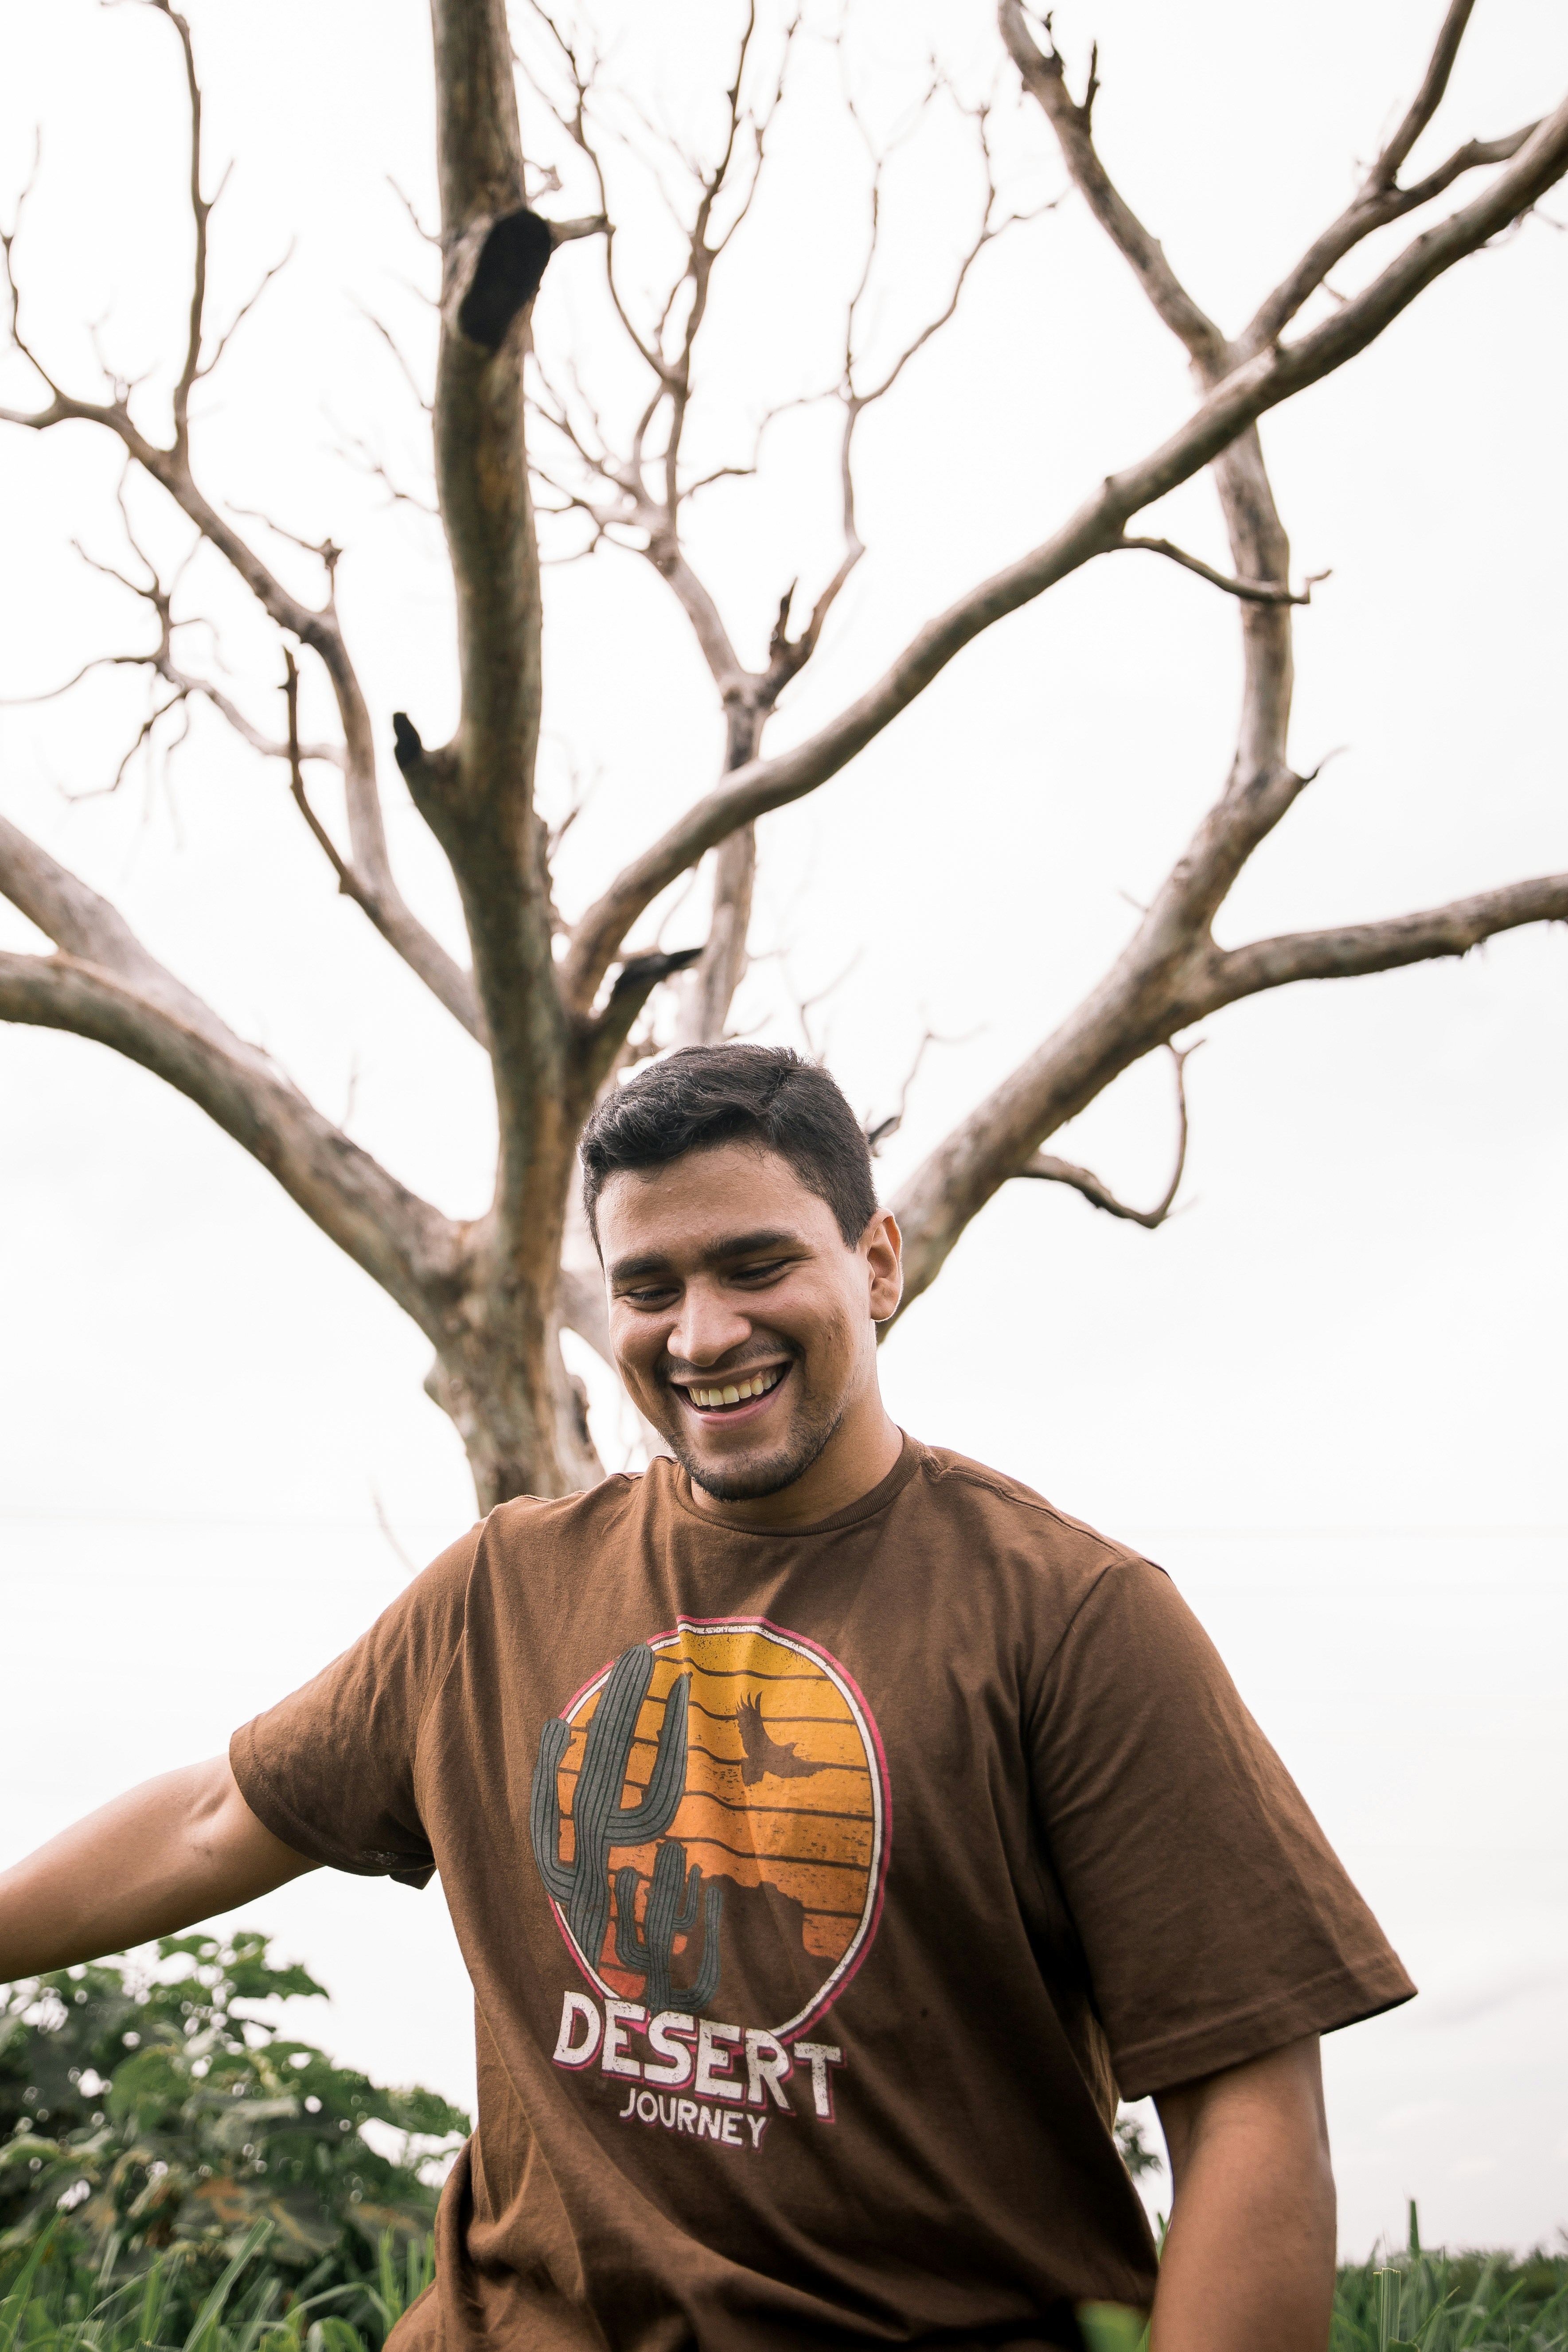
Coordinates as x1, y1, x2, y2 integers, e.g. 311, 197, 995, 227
426, 1273, 601, 1511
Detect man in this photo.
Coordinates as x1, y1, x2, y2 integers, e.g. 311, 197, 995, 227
0, 1044, 1412, 2351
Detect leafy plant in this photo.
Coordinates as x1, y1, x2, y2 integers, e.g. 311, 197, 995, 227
1114, 2110, 1163, 2181
0, 2215, 437, 2352
1333, 2207, 1568, 2352
0, 1933, 465, 2340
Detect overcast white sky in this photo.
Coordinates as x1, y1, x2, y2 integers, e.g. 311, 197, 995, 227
2, 0, 1565, 2261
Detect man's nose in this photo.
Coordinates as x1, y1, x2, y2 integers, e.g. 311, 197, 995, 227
667, 1283, 751, 1368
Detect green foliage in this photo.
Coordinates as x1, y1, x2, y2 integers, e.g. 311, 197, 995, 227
0, 1933, 466, 2345
4, 2211, 1568, 2352
1332, 2202, 1568, 2352
1072, 2204, 1568, 2352
1114, 2109, 1163, 2180
1332, 2251, 1568, 2351
1077, 2301, 1149, 2352
0, 2216, 436, 2352
6, 1985, 1566, 2352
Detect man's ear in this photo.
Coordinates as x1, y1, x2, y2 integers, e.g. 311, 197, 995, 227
864, 1209, 903, 1324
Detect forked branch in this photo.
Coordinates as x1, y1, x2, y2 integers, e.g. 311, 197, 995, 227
1191, 873, 1568, 1010
1114, 536, 1324, 606
561, 32, 1568, 1006
1016, 1043, 1197, 1226
1239, 0, 1541, 356
0, 1, 481, 1043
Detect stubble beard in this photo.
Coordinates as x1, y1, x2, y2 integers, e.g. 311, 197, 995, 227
666, 1369, 849, 1503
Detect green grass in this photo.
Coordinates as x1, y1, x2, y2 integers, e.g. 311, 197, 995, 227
1332, 2206, 1568, 2352
0, 2218, 435, 2352
1077, 2205, 1568, 2352
3, 2203, 1564, 2351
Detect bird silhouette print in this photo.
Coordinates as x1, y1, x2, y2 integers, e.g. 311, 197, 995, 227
735, 1692, 829, 1786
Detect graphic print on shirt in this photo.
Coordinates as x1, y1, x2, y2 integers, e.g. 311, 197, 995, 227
529, 1616, 889, 2144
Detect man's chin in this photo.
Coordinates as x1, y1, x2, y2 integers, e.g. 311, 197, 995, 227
666, 1408, 843, 1504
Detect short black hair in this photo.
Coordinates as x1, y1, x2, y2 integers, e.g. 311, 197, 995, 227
579, 1044, 877, 1253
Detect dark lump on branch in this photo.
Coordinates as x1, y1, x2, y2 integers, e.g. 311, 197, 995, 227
390, 711, 423, 774
458, 208, 554, 352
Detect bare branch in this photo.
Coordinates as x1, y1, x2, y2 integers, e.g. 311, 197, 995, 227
1192, 874, 1568, 1009
793, 946, 862, 1065
579, 945, 706, 1093
865, 1023, 984, 1155
328, 425, 440, 516
564, 76, 1568, 1010
0, 808, 232, 1048
1375, 0, 1475, 187
352, 297, 433, 413
0, 15, 481, 1038
1236, 0, 1540, 356
999, 3, 1226, 371
387, 175, 439, 244
1240, 123, 1542, 357
0, 943, 457, 1335
900, 4, 1562, 1314
0, 806, 460, 1332
283, 651, 381, 914
546, 211, 608, 246
675, 827, 755, 1047
226, 503, 343, 579
892, 842, 1568, 1322
1015, 1043, 1197, 1226
2, 419, 476, 1030
1115, 536, 1326, 605
1004, 1, 1539, 384
196, 239, 295, 384
2, 508, 345, 774
518, 1, 668, 381
151, 0, 213, 452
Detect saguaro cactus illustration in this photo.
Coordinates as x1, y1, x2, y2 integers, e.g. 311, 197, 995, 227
614, 1839, 725, 2017
530, 1642, 691, 1970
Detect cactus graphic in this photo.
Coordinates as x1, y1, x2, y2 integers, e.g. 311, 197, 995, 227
614, 1840, 725, 2016
530, 1642, 691, 1972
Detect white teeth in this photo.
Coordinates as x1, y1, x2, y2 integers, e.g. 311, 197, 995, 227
686, 1366, 784, 1410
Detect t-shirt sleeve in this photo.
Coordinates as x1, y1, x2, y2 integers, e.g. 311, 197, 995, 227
229, 1527, 481, 1889
1029, 1552, 1415, 2098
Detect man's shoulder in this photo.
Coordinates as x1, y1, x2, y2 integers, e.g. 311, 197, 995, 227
909, 1440, 1111, 1537
481, 1465, 658, 1552
907, 1440, 1151, 1585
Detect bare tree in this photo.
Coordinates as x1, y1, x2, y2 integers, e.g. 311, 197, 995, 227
2, 0, 1564, 1510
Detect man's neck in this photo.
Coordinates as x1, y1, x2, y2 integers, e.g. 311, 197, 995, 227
684, 1394, 904, 1530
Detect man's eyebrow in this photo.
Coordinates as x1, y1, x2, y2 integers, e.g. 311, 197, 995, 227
702, 1227, 801, 1264
607, 1229, 804, 1286
607, 1251, 671, 1284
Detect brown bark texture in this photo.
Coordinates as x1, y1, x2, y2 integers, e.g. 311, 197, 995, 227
1, 0, 1565, 1506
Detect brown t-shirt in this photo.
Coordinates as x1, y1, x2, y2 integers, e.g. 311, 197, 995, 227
231, 1438, 1412, 2352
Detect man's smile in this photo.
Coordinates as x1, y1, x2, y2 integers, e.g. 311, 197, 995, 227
671, 1362, 791, 1420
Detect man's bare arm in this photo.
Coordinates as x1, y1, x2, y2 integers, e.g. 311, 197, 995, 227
1151, 2035, 1336, 2352
0, 1759, 317, 1980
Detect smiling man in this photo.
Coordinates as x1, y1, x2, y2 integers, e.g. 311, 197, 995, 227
0, 1043, 1412, 2352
